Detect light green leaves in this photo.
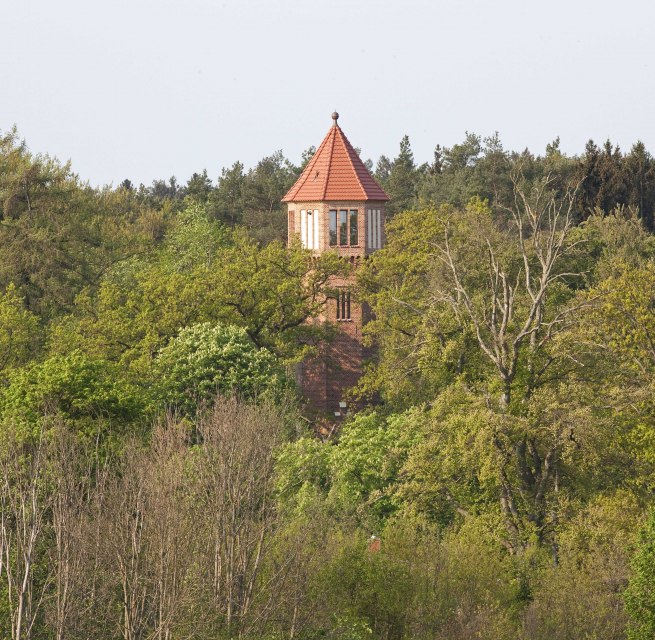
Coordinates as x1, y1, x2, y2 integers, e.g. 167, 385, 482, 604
153, 322, 289, 414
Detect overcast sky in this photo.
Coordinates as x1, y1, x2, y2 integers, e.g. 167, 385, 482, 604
1, 0, 654, 187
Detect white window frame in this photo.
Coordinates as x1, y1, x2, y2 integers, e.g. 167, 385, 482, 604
300, 209, 320, 249
367, 208, 382, 249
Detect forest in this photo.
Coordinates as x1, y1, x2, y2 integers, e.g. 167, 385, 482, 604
1, 124, 655, 639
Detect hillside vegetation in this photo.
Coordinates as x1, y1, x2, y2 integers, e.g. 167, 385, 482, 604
1, 126, 655, 639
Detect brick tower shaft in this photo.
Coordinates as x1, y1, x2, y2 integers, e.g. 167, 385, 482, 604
282, 113, 388, 421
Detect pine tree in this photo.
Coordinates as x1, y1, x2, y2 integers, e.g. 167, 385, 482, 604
625, 141, 655, 230
385, 135, 417, 216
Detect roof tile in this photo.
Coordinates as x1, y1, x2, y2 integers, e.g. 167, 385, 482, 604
282, 120, 389, 203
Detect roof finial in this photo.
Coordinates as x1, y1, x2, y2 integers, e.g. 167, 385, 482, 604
331, 111, 339, 125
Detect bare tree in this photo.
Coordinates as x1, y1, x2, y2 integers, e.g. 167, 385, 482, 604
428, 174, 589, 551
87, 398, 293, 640
143, 418, 200, 640
432, 173, 584, 408
47, 427, 106, 640
192, 395, 286, 638
97, 441, 152, 640
0, 421, 53, 640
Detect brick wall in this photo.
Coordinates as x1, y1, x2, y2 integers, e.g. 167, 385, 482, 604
287, 200, 386, 422
287, 201, 386, 256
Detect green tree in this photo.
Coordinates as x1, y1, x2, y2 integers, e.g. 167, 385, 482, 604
0, 128, 151, 317
277, 409, 425, 528
385, 135, 417, 216
242, 150, 296, 244
417, 132, 518, 211
50, 213, 347, 371
625, 509, 655, 639
577, 139, 630, 220
202, 231, 347, 359
356, 203, 483, 407
210, 160, 245, 226
524, 492, 637, 640
153, 322, 289, 414
624, 141, 655, 230
359, 178, 617, 552
0, 283, 40, 377
0, 351, 146, 442
374, 155, 392, 185
185, 169, 213, 203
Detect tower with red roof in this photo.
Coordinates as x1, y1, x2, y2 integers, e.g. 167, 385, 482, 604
282, 113, 389, 422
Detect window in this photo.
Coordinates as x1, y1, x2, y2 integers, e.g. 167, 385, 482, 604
329, 208, 359, 246
339, 210, 348, 246
300, 209, 319, 249
336, 290, 351, 321
349, 209, 358, 245
367, 208, 382, 249
329, 210, 338, 246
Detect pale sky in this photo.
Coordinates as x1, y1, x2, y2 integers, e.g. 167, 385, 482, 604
2, 0, 654, 187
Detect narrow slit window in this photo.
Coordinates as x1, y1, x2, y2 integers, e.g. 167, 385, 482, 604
349, 209, 358, 245
376, 209, 381, 248
306, 210, 313, 249
301, 209, 307, 247
329, 210, 337, 246
367, 209, 372, 247
339, 210, 348, 246
336, 290, 351, 320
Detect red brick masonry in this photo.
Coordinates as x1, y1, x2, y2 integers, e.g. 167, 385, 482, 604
282, 115, 388, 422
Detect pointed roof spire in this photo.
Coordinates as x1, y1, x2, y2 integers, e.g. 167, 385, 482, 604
282, 114, 389, 203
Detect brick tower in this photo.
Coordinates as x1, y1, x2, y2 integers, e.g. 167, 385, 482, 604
282, 112, 389, 422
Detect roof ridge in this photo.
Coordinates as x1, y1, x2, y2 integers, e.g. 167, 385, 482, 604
338, 126, 368, 200
283, 127, 331, 202
321, 126, 337, 201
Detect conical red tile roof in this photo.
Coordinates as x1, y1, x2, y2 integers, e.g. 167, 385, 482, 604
282, 116, 389, 203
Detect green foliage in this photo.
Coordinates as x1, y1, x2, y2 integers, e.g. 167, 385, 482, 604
50, 209, 346, 372
4, 126, 655, 640
328, 410, 424, 524
578, 140, 655, 229
418, 132, 515, 212
357, 203, 487, 407
275, 436, 332, 512
0, 351, 146, 441
524, 492, 639, 640
384, 135, 418, 216
153, 322, 289, 413
393, 385, 500, 526
587, 259, 655, 374
0, 283, 40, 377
0, 128, 153, 318
359, 182, 652, 555
201, 231, 347, 359
241, 150, 297, 244
277, 410, 424, 528
161, 202, 228, 271
305, 516, 519, 640
625, 509, 655, 639
210, 160, 245, 225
